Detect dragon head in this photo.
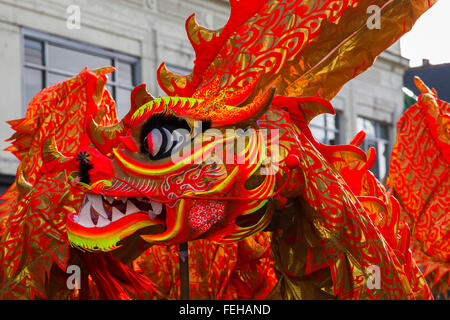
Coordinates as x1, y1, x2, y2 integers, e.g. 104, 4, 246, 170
58, 75, 291, 250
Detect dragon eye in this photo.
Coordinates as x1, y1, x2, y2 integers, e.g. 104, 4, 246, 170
140, 114, 211, 160
144, 127, 190, 160
145, 127, 171, 157
141, 114, 192, 160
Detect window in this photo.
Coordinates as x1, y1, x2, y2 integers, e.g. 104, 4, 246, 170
357, 117, 390, 182
309, 112, 341, 145
22, 29, 140, 119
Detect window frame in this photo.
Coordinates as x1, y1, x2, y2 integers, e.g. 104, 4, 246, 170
357, 116, 391, 182
308, 111, 341, 145
21, 28, 141, 113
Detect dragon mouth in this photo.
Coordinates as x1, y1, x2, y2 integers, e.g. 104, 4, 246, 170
72, 193, 166, 228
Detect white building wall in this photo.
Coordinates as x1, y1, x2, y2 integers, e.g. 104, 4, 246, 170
0, 20, 22, 175
0, 0, 408, 177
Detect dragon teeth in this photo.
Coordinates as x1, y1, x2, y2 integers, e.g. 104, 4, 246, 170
147, 200, 163, 220
77, 194, 164, 225
149, 200, 163, 215
78, 202, 95, 228
87, 194, 109, 219
96, 214, 110, 227
82, 195, 89, 206
111, 207, 124, 222
125, 201, 141, 215
106, 196, 114, 204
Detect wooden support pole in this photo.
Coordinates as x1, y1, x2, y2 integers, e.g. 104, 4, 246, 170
179, 242, 190, 300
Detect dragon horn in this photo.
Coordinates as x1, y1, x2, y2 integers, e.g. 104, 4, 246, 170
89, 84, 156, 154
132, 84, 155, 109
414, 76, 438, 99
414, 76, 433, 95
122, 84, 155, 127
157, 63, 196, 97
87, 118, 126, 155
414, 76, 440, 118
43, 136, 73, 163
186, 14, 221, 52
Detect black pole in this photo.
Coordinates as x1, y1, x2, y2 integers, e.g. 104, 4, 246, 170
179, 242, 190, 300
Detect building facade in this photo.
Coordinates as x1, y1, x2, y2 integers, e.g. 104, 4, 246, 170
0, 0, 409, 195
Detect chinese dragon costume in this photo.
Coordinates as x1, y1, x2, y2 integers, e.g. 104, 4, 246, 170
0, 0, 446, 300
388, 77, 449, 299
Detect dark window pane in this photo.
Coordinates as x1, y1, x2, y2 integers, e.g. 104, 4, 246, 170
47, 72, 71, 86
378, 123, 389, 140
117, 60, 134, 87
23, 67, 44, 107
48, 45, 112, 75
116, 87, 132, 120
24, 39, 44, 65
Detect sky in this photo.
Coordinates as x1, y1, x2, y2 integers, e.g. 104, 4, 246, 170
400, 1, 450, 67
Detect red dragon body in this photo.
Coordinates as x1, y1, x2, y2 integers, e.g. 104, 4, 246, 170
0, 0, 445, 300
